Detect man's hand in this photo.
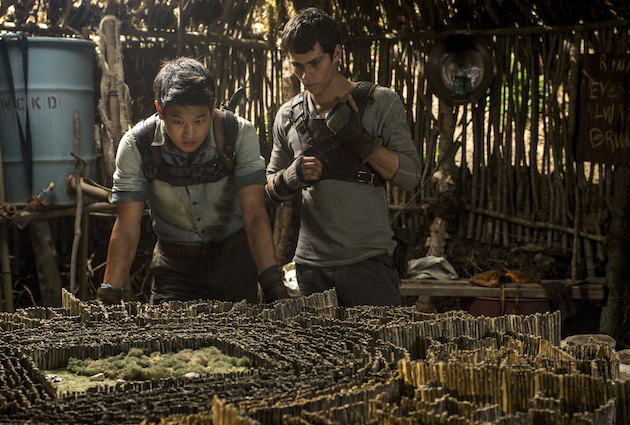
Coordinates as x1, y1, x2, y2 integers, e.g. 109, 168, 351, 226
325, 99, 381, 162
266, 155, 322, 202
96, 283, 123, 305
258, 264, 289, 303
299, 156, 323, 182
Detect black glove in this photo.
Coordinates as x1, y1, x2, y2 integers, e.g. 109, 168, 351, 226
325, 102, 381, 162
96, 283, 123, 305
258, 265, 289, 303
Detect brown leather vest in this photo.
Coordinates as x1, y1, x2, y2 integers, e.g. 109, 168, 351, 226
290, 81, 384, 186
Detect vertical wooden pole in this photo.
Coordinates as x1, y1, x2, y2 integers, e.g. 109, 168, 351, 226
78, 209, 89, 300
29, 220, 62, 307
599, 165, 630, 340
272, 56, 301, 265
70, 110, 83, 295
0, 224, 12, 312
101, 18, 121, 151
97, 15, 131, 185
177, 0, 184, 57
0, 145, 13, 311
426, 100, 457, 257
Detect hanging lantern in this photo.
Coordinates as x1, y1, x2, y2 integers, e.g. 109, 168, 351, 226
426, 33, 495, 104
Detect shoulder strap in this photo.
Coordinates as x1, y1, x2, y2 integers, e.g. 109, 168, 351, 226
133, 114, 159, 179
290, 92, 313, 152
352, 81, 377, 117
290, 92, 307, 133
213, 108, 238, 174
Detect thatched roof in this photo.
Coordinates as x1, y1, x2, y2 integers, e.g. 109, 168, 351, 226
0, 0, 258, 38
335, 0, 630, 35
1, 0, 628, 41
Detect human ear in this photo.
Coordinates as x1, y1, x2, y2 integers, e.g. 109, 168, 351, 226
154, 101, 163, 119
332, 45, 342, 64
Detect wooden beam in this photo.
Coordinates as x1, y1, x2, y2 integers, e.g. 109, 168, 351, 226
0, 24, 271, 50
464, 205, 606, 243
122, 27, 271, 50
345, 19, 629, 43
400, 278, 606, 300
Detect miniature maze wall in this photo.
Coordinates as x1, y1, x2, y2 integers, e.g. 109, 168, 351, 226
0, 289, 628, 424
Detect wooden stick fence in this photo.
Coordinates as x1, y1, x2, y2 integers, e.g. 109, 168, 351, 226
340, 23, 629, 278
112, 21, 629, 278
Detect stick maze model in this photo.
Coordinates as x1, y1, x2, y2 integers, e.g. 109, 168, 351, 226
0, 289, 627, 424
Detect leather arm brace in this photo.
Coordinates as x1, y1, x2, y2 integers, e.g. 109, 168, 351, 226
326, 103, 382, 162
97, 283, 123, 305
265, 157, 305, 202
258, 264, 289, 303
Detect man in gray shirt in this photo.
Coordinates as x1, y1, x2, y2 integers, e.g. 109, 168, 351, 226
98, 57, 288, 305
266, 8, 421, 307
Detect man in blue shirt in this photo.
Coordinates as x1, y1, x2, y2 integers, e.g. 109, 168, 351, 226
98, 57, 288, 305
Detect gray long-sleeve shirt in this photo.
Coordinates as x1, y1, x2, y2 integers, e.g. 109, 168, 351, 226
267, 85, 421, 266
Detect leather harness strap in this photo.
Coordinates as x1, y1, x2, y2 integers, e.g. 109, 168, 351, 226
133, 108, 237, 186
290, 81, 384, 186
213, 108, 237, 173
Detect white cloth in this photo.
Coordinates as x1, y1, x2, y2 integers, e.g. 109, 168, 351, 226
407, 256, 458, 280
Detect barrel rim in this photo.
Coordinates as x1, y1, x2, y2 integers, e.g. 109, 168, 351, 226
0, 35, 94, 47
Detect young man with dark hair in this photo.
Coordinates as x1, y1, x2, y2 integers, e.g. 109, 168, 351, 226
98, 57, 288, 305
266, 7, 421, 307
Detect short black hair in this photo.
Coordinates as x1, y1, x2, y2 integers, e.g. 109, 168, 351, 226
280, 7, 340, 58
153, 57, 216, 112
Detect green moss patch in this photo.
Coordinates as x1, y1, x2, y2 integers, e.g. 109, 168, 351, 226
46, 346, 251, 394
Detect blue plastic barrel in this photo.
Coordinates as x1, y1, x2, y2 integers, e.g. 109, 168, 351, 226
0, 35, 95, 205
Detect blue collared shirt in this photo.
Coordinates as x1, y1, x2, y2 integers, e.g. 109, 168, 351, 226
112, 114, 265, 245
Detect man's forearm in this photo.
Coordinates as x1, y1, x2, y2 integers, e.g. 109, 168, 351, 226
242, 210, 277, 273
367, 146, 400, 180
241, 195, 289, 303
103, 225, 140, 288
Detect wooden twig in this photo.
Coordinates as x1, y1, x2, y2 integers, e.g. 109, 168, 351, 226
69, 110, 83, 295
463, 205, 606, 243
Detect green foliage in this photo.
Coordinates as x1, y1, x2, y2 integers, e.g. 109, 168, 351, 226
127, 348, 144, 358
55, 346, 251, 384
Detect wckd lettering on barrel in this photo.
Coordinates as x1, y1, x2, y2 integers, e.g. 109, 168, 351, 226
0, 36, 96, 204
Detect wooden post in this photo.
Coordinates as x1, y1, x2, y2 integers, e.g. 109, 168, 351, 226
272, 56, 301, 264
426, 100, 458, 257
599, 165, 630, 340
0, 223, 12, 312
78, 209, 89, 300
96, 15, 131, 186
177, 0, 184, 56
29, 220, 62, 307
0, 145, 13, 311
70, 110, 83, 295
101, 17, 121, 154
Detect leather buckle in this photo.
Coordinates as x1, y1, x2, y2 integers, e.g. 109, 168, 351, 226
144, 166, 157, 179
356, 171, 374, 184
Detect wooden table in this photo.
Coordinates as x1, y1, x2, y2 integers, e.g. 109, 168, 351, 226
399, 278, 606, 301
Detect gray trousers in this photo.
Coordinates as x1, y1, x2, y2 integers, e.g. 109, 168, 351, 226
148, 229, 258, 304
296, 256, 401, 307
